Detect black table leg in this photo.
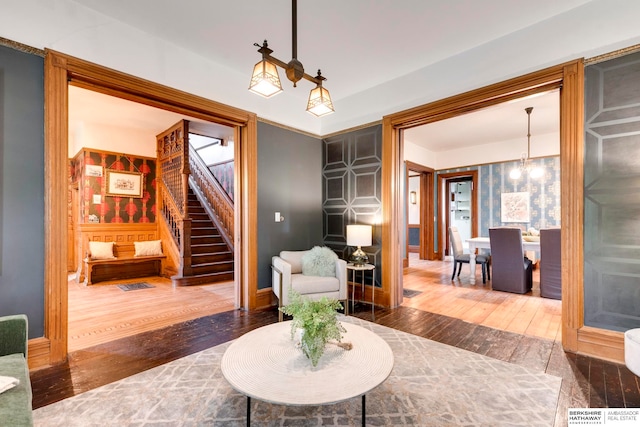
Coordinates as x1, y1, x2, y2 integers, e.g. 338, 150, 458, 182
362, 394, 366, 427
247, 396, 251, 426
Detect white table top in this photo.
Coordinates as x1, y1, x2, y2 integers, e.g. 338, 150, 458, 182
346, 263, 376, 271
467, 236, 541, 251
221, 320, 394, 406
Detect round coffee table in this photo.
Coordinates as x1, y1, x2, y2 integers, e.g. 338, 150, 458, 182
221, 320, 394, 426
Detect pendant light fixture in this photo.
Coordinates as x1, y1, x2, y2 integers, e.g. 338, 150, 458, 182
248, 0, 335, 117
510, 107, 544, 179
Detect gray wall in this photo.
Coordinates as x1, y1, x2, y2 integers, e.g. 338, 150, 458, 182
0, 45, 45, 338
257, 122, 323, 289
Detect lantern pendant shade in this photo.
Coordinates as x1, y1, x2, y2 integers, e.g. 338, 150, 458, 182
306, 85, 335, 117
249, 59, 283, 98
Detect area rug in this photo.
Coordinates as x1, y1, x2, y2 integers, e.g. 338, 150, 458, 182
33, 317, 561, 426
116, 282, 155, 291
403, 288, 423, 298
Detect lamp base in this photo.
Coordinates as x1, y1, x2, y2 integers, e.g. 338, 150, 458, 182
349, 247, 369, 266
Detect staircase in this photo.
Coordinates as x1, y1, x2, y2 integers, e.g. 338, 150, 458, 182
175, 188, 233, 285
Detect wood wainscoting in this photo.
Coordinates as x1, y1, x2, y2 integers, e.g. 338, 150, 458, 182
77, 223, 162, 282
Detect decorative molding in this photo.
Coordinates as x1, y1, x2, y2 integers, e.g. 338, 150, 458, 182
585, 43, 640, 65
0, 36, 44, 57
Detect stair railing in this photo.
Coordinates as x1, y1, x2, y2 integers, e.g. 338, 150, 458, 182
188, 145, 234, 250
157, 121, 192, 277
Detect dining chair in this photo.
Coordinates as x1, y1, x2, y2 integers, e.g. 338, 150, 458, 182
488, 227, 532, 294
449, 227, 490, 284
539, 228, 561, 299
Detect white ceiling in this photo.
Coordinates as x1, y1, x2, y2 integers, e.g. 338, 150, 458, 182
69, 0, 592, 103
403, 90, 559, 151
52, 0, 635, 150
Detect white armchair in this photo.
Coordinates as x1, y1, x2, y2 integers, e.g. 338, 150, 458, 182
272, 249, 348, 321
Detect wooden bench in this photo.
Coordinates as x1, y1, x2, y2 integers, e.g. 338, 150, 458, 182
84, 242, 166, 285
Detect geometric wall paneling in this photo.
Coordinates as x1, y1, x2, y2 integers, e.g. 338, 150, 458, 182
324, 137, 349, 171
323, 124, 383, 287
584, 50, 640, 332
323, 169, 348, 206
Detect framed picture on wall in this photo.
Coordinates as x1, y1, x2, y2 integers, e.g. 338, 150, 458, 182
501, 192, 530, 223
106, 169, 143, 198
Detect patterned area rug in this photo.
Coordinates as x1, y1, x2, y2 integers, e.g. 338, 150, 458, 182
33, 317, 561, 426
116, 282, 155, 291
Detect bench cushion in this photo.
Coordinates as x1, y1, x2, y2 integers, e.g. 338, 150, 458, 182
0, 353, 33, 426
89, 241, 115, 260
134, 240, 163, 257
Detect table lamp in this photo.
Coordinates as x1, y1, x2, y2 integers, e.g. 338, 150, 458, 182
347, 224, 372, 266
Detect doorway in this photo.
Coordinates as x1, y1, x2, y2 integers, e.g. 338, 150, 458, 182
438, 171, 479, 258
405, 161, 435, 266
41, 50, 258, 365
381, 60, 584, 356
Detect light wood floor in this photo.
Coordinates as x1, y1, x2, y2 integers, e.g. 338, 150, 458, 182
402, 253, 562, 341
67, 253, 561, 351
67, 276, 235, 352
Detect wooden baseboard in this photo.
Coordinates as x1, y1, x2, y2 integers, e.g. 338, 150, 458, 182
28, 337, 52, 370
577, 326, 625, 364
256, 287, 275, 310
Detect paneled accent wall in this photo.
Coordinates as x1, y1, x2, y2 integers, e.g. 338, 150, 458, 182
584, 51, 640, 332
71, 148, 157, 224
323, 125, 382, 286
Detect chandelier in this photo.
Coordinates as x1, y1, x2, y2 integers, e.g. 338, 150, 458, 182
510, 107, 543, 179
248, 0, 335, 117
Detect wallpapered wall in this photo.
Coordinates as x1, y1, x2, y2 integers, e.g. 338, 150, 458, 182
436, 156, 560, 249
209, 160, 234, 201
478, 156, 561, 234
71, 148, 157, 223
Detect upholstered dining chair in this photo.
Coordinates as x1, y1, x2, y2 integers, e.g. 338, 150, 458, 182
488, 227, 532, 294
540, 228, 561, 299
449, 227, 490, 284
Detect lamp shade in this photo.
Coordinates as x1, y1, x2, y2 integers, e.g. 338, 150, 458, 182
248, 59, 283, 98
346, 224, 372, 247
306, 85, 335, 117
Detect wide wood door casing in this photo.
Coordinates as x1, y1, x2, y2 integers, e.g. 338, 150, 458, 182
40, 50, 258, 368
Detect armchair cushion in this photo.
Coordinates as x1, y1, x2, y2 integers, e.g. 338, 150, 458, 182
279, 250, 306, 274
301, 246, 338, 277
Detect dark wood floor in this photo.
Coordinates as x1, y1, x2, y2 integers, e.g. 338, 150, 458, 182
31, 304, 640, 426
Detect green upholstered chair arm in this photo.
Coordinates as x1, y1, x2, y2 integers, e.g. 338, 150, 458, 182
0, 314, 28, 358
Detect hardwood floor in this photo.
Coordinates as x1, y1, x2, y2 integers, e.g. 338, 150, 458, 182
29, 263, 637, 426
67, 276, 235, 351
403, 254, 561, 341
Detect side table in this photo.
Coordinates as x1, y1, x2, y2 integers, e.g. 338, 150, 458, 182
347, 263, 376, 319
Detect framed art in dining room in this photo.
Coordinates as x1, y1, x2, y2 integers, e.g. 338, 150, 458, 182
105, 169, 143, 198
501, 191, 530, 223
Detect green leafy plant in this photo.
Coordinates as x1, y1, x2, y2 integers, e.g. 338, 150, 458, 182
280, 290, 346, 367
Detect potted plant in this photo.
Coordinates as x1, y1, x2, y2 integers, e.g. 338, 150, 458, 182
280, 290, 347, 367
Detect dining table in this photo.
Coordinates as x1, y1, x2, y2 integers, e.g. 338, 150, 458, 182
466, 236, 541, 285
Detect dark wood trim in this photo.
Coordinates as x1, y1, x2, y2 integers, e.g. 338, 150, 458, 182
405, 161, 436, 262
382, 60, 622, 362
39, 49, 258, 368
